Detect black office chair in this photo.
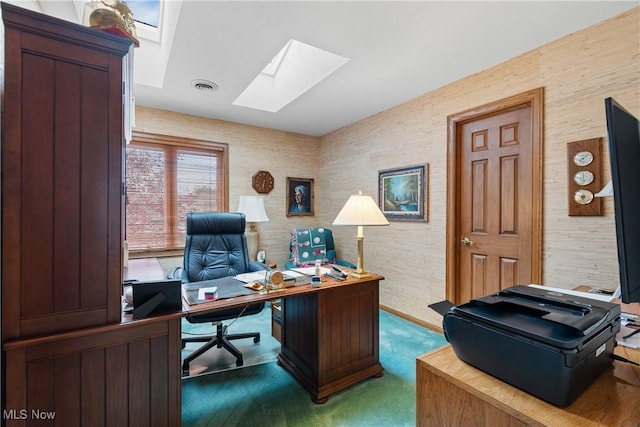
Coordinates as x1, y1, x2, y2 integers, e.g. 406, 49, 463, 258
174, 212, 266, 375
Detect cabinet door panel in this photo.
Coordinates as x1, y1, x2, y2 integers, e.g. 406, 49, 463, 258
2, 3, 131, 339
4, 319, 181, 427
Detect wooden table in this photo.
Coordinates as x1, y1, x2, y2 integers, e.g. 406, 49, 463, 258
122, 262, 385, 404
123, 257, 166, 282
416, 344, 640, 426
179, 272, 384, 403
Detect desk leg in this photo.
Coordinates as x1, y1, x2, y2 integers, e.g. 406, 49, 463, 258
277, 280, 383, 403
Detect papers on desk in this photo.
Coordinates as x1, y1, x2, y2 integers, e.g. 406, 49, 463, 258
291, 266, 331, 276
234, 270, 312, 286
282, 270, 311, 286
182, 277, 255, 304
234, 271, 269, 283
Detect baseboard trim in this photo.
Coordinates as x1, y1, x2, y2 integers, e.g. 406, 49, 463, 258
379, 305, 443, 334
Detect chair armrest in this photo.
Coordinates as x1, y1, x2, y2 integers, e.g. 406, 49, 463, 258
248, 260, 268, 272
168, 266, 189, 282
336, 259, 357, 269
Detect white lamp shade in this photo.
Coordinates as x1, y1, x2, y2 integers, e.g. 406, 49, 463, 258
333, 193, 389, 226
237, 195, 270, 222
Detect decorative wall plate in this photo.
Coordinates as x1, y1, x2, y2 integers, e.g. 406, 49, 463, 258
572, 150, 594, 167
574, 189, 594, 205
567, 139, 602, 216
573, 170, 594, 186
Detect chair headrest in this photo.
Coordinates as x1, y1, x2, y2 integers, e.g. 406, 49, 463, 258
187, 212, 246, 235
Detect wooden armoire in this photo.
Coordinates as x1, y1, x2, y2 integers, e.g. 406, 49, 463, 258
1, 3, 180, 425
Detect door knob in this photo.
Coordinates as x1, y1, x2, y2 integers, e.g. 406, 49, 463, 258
461, 237, 474, 246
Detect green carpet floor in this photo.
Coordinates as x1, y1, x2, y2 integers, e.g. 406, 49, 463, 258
181, 305, 448, 427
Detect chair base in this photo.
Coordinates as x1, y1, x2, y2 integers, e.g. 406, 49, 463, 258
181, 322, 260, 376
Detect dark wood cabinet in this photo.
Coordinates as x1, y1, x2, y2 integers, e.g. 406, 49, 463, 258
1, 2, 131, 340
2, 5, 181, 425
4, 317, 182, 426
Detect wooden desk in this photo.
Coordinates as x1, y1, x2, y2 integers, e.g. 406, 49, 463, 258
123, 258, 166, 282
278, 277, 383, 403
4, 262, 383, 425
416, 344, 640, 426
179, 272, 384, 403
121, 267, 385, 404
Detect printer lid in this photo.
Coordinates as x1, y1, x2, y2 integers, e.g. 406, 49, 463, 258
448, 285, 620, 349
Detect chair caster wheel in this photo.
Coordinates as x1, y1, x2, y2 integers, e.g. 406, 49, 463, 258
236, 357, 244, 367
254, 335, 260, 344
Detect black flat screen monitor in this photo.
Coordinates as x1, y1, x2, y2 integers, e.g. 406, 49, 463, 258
605, 97, 640, 304
132, 279, 182, 319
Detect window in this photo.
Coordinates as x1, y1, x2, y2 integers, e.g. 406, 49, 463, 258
126, 132, 228, 253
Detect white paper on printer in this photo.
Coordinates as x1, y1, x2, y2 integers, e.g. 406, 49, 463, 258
617, 325, 640, 348
527, 284, 615, 303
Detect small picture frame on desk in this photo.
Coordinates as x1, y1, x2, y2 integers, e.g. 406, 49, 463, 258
131, 279, 182, 319
256, 249, 266, 263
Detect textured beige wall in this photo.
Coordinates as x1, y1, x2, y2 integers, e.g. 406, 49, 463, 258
319, 7, 639, 327
133, 107, 321, 268
135, 7, 639, 328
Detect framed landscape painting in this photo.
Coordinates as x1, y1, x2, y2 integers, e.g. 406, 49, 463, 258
378, 164, 427, 221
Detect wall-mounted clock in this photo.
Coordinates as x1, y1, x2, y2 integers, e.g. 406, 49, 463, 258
252, 170, 274, 194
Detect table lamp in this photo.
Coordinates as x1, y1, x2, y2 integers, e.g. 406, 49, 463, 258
332, 191, 389, 278
237, 195, 270, 260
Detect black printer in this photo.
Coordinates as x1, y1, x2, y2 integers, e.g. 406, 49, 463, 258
442, 285, 621, 407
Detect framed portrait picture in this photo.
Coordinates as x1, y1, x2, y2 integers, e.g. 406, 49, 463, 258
286, 177, 314, 216
378, 164, 427, 221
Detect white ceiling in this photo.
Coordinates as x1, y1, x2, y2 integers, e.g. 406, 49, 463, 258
35, 1, 638, 137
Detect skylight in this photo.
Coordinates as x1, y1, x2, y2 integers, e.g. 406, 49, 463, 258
127, 0, 160, 28
233, 39, 350, 113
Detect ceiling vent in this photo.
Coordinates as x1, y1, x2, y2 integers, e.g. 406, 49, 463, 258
190, 79, 218, 91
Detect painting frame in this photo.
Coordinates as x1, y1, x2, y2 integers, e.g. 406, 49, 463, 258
378, 164, 427, 221
286, 177, 314, 217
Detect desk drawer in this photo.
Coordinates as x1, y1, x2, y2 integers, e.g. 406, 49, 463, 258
271, 301, 282, 342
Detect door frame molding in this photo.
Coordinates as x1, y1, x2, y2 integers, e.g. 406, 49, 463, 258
445, 88, 544, 303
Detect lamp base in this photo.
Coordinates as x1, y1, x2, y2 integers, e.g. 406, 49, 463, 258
349, 270, 371, 279
246, 222, 259, 261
